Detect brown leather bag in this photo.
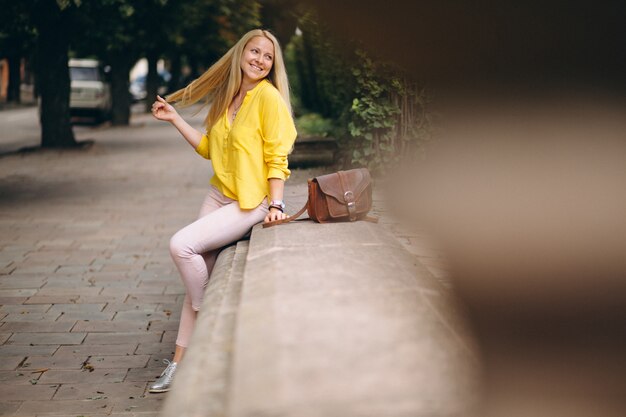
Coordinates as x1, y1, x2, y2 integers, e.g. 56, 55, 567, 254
263, 168, 378, 228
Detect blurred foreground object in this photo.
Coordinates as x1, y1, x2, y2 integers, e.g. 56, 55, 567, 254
390, 95, 626, 417
305, 0, 626, 91
299, 2, 626, 415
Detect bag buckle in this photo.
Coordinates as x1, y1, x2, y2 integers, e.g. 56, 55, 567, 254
344, 191, 357, 221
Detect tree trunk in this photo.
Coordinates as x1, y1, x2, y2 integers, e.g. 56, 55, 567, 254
109, 52, 133, 125
34, 0, 76, 148
301, 32, 322, 114
168, 53, 182, 93
7, 40, 22, 104
145, 50, 159, 113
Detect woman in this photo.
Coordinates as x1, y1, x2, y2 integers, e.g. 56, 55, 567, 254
148, 29, 296, 393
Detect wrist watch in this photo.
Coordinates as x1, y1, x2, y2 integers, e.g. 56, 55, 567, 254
269, 199, 285, 212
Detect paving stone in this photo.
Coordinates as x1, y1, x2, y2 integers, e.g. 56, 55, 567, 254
20, 355, 86, 371
16, 398, 112, 415
0, 321, 75, 333
0, 288, 38, 298
112, 397, 165, 413
0, 382, 57, 400
83, 332, 162, 345
35, 287, 102, 297
103, 303, 158, 313
53, 381, 147, 400
125, 294, 181, 304
163, 285, 185, 295
78, 294, 130, 304
24, 295, 80, 305
134, 343, 175, 356
87, 355, 150, 369
72, 320, 149, 333
84, 272, 130, 281
155, 303, 182, 313
161, 331, 177, 343
146, 355, 170, 368
10, 265, 58, 274
0, 276, 46, 289
8, 332, 86, 345
101, 264, 144, 273
0, 356, 24, 370
101, 286, 163, 296
125, 367, 165, 382
34, 239, 77, 250
54, 265, 102, 275
0, 401, 21, 415
47, 303, 106, 314
88, 280, 139, 289
38, 368, 127, 384
0, 312, 62, 322
0, 370, 45, 385
113, 310, 172, 322
55, 343, 137, 357
23, 250, 70, 262
147, 320, 178, 332
38, 278, 90, 289
137, 279, 177, 288
56, 311, 116, 321
0, 264, 16, 275
0, 345, 58, 357
0, 304, 52, 314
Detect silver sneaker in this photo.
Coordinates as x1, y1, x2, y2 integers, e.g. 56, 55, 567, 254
149, 359, 177, 393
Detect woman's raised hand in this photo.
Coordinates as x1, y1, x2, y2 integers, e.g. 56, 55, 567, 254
151, 95, 178, 122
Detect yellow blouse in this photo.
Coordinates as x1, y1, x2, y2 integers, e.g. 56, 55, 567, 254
195, 79, 297, 209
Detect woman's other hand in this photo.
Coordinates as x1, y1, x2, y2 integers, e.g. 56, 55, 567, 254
264, 207, 288, 223
151, 95, 178, 122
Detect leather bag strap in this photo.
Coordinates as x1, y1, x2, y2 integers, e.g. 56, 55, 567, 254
262, 200, 308, 228
263, 203, 378, 228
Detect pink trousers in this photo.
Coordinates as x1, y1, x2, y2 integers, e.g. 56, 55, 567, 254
170, 185, 268, 347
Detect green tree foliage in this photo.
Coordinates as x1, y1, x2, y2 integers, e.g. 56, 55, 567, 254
1, 0, 262, 145
288, 12, 431, 174
288, 12, 353, 121
348, 51, 431, 170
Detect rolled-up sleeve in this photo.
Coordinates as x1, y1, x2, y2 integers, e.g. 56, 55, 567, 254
195, 133, 210, 160
261, 91, 297, 180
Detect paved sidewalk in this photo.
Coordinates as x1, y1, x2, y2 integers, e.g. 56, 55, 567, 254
0, 108, 212, 416
0, 107, 461, 416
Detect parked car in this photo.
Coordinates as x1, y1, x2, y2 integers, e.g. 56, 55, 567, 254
69, 58, 112, 122
129, 70, 171, 102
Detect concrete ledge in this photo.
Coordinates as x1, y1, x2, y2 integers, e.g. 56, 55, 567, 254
162, 241, 249, 417
163, 220, 477, 417
228, 221, 476, 417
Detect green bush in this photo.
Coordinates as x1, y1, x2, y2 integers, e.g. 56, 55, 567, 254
285, 11, 431, 174
295, 113, 335, 138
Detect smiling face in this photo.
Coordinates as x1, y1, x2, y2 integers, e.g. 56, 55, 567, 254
240, 36, 274, 84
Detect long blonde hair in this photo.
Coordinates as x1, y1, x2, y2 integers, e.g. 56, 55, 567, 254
166, 29, 291, 131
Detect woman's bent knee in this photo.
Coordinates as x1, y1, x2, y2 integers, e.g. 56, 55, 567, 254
169, 232, 191, 260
